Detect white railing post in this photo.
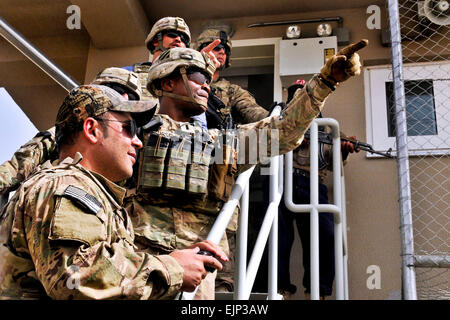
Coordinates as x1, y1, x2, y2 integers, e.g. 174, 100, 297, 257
285, 118, 348, 300
235, 183, 249, 299
309, 121, 321, 300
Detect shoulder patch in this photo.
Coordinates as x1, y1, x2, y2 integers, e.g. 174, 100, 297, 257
62, 185, 103, 215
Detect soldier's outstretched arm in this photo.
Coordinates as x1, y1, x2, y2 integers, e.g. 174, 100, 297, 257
235, 40, 367, 170
0, 127, 57, 194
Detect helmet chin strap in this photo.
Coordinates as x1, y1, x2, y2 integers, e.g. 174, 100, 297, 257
158, 67, 208, 112
153, 33, 171, 54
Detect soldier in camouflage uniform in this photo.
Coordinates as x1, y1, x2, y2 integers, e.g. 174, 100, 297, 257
124, 17, 220, 131
196, 28, 270, 125
0, 67, 143, 197
196, 28, 271, 291
0, 84, 226, 299
124, 17, 192, 103
125, 41, 364, 299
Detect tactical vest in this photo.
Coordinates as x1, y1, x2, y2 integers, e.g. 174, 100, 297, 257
133, 62, 159, 105
136, 116, 239, 215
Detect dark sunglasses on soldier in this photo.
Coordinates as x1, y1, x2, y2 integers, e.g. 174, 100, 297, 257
96, 118, 138, 137
212, 43, 226, 52
163, 30, 189, 45
186, 70, 211, 85
200, 42, 229, 55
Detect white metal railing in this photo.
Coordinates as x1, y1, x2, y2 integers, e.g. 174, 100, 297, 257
180, 105, 283, 300
182, 111, 348, 300
0, 16, 79, 92
284, 118, 347, 300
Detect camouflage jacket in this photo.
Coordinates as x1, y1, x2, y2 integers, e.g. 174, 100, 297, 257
0, 127, 57, 195
128, 76, 331, 254
0, 153, 183, 300
211, 78, 269, 124
132, 62, 160, 110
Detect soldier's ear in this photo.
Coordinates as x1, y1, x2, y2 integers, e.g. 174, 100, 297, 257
83, 117, 102, 144
161, 77, 176, 92
152, 38, 159, 49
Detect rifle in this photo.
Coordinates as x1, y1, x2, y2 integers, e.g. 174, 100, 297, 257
304, 130, 393, 158
206, 88, 235, 130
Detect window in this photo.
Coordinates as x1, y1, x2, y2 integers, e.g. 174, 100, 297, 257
364, 61, 450, 157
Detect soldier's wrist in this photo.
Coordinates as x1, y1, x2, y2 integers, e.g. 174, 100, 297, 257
306, 75, 334, 103
318, 74, 337, 91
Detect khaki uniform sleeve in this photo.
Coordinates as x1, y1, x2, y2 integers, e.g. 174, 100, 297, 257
236, 76, 332, 172
22, 175, 183, 300
229, 84, 269, 124
0, 127, 56, 194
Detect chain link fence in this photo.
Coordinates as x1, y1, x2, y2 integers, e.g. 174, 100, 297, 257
388, 0, 450, 300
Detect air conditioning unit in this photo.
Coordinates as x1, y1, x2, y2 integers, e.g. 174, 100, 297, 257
418, 0, 450, 26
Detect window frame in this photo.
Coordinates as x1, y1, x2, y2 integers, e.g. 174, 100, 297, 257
364, 61, 450, 158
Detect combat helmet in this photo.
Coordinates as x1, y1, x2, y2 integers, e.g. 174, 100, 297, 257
146, 47, 216, 111
196, 28, 232, 68
91, 67, 142, 101
145, 17, 191, 54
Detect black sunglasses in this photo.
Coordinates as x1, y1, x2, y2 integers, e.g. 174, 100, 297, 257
96, 118, 138, 137
163, 30, 189, 46
200, 42, 229, 55
186, 70, 210, 85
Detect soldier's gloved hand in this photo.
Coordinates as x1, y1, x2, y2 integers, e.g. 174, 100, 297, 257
320, 39, 368, 86
200, 39, 222, 70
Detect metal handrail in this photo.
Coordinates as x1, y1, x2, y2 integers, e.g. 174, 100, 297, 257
284, 118, 347, 300
0, 16, 78, 91
0, 17, 79, 211
180, 105, 283, 300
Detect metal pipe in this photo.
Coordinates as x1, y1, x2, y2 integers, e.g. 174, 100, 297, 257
388, 0, 417, 300
268, 155, 280, 300
330, 119, 344, 300
284, 118, 347, 300
0, 16, 78, 92
341, 173, 350, 300
309, 121, 320, 300
414, 255, 450, 268
235, 183, 249, 300
244, 194, 281, 299
206, 166, 256, 245
248, 17, 343, 28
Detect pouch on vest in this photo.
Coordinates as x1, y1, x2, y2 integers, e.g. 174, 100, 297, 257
166, 136, 191, 191
187, 139, 214, 195
139, 132, 170, 191
208, 131, 238, 202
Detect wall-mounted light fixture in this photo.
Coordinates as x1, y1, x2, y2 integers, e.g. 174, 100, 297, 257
316, 23, 333, 37
248, 17, 350, 45
286, 25, 301, 39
